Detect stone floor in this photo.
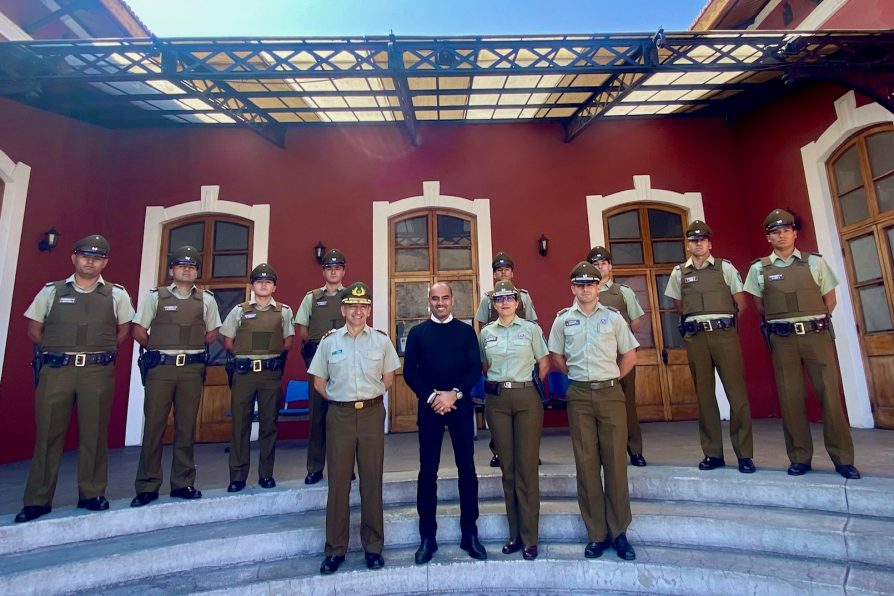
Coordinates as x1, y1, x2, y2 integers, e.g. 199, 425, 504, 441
1, 418, 892, 515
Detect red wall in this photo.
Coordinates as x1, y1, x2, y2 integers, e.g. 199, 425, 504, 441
756, 0, 894, 29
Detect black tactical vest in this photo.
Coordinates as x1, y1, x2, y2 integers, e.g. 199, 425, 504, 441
680, 260, 735, 316
233, 301, 285, 355
307, 288, 346, 341
485, 289, 529, 323
597, 283, 631, 323
147, 286, 206, 350
42, 280, 118, 352
759, 256, 827, 319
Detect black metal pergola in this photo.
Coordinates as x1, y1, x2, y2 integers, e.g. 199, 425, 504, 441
1, 30, 893, 148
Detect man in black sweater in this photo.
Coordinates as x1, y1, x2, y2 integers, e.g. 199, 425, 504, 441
403, 282, 487, 564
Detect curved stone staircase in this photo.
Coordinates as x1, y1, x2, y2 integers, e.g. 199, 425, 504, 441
1, 466, 892, 595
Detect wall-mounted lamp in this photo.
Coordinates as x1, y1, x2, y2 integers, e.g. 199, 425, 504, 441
314, 241, 326, 264
39, 227, 60, 253
537, 234, 549, 257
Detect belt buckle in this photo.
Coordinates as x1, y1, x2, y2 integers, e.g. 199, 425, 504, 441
503, 381, 512, 389
701, 320, 713, 332
252, 359, 262, 372
354, 401, 364, 410
74, 353, 86, 367
793, 322, 806, 335
175, 353, 186, 367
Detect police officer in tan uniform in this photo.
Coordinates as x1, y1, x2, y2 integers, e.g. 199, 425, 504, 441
221, 263, 293, 492
587, 246, 647, 467
130, 246, 222, 507
16, 235, 134, 523
744, 209, 860, 479
294, 248, 347, 485
664, 221, 755, 473
549, 261, 638, 560
309, 282, 401, 574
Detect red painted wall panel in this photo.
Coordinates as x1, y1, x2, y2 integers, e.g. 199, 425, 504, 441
756, 0, 894, 30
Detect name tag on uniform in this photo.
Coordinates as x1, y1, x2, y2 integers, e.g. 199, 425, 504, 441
768, 274, 784, 281
243, 313, 257, 319
163, 305, 178, 311
485, 335, 498, 343
331, 348, 344, 356
517, 332, 530, 341
58, 297, 77, 304
565, 319, 580, 327
684, 275, 698, 283
316, 300, 328, 306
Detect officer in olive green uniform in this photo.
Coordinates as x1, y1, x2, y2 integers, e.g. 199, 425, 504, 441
16, 235, 134, 523
479, 280, 549, 561
587, 246, 647, 467
548, 262, 638, 560
294, 248, 347, 485
744, 209, 860, 480
221, 264, 294, 492
131, 246, 222, 507
309, 282, 401, 575
664, 221, 755, 473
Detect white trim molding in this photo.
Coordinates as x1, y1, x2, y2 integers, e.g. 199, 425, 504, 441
750, 0, 846, 30
584, 176, 734, 418
372, 180, 492, 432
800, 91, 893, 429
0, 150, 31, 381
125, 186, 271, 445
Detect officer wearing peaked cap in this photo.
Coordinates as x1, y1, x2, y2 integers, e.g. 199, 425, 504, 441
744, 209, 859, 480
309, 282, 401, 574
130, 245, 222, 507
586, 246, 647, 467
220, 263, 294, 493
16, 235, 135, 523
664, 221, 755, 473
548, 261, 639, 560
294, 248, 347, 485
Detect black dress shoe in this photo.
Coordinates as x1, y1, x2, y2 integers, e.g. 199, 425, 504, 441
584, 538, 611, 559
77, 496, 109, 511
365, 552, 385, 569
502, 537, 523, 554
835, 464, 861, 479
612, 533, 636, 560
490, 454, 500, 468
305, 471, 323, 485
787, 462, 812, 476
130, 492, 158, 507
629, 453, 647, 467
415, 537, 438, 564
227, 481, 245, 493
319, 555, 345, 575
259, 477, 276, 489
460, 534, 487, 560
698, 457, 726, 470
14, 505, 51, 523
170, 486, 202, 500
738, 458, 756, 474
522, 545, 538, 560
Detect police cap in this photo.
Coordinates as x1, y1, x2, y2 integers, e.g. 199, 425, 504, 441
570, 261, 601, 284
492, 252, 514, 270
763, 209, 795, 232
169, 245, 202, 268
73, 234, 110, 258
492, 280, 519, 298
322, 249, 346, 267
342, 281, 372, 305
686, 220, 713, 240
250, 263, 277, 283
586, 246, 611, 263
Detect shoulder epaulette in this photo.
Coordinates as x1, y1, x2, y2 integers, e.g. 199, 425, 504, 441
113, 283, 125, 290
750, 258, 762, 266
484, 290, 493, 297
618, 283, 632, 290
204, 289, 215, 296
556, 307, 570, 316
721, 258, 732, 265
605, 306, 621, 314
810, 252, 823, 258
280, 303, 291, 311
374, 328, 388, 336
44, 281, 55, 287
760, 257, 772, 267
321, 328, 337, 340
518, 288, 529, 294
673, 264, 681, 271
150, 288, 159, 293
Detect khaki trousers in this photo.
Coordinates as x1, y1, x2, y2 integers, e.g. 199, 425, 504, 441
566, 384, 632, 542
324, 399, 385, 557
769, 330, 854, 466
229, 369, 281, 482
135, 363, 203, 493
620, 367, 643, 455
24, 364, 116, 506
306, 379, 328, 475
485, 386, 543, 546
684, 328, 754, 459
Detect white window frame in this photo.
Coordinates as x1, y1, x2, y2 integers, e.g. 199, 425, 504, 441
0, 150, 31, 382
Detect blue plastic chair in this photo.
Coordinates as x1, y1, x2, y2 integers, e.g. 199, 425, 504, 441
279, 379, 311, 416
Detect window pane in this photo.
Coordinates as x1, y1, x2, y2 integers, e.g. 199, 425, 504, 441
208, 288, 246, 365
395, 248, 429, 272
449, 280, 474, 318
438, 248, 472, 270
169, 222, 204, 251
888, 226, 894, 262
655, 274, 682, 348
616, 274, 653, 348
648, 209, 683, 239
212, 253, 248, 277
395, 319, 425, 356
832, 144, 863, 194
859, 284, 893, 333
395, 216, 428, 247
609, 242, 644, 265
652, 240, 685, 264
848, 235, 882, 283
867, 130, 894, 178
214, 221, 249, 251
395, 281, 430, 318
608, 211, 640, 239
437, 215, 471, 247
874, 173, 894, 214
839, 186, 870, 225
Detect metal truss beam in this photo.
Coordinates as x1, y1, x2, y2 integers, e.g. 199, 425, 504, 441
387, 34, 418, 146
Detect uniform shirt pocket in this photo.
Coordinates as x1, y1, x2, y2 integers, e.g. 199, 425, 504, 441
362, 350, 384, 375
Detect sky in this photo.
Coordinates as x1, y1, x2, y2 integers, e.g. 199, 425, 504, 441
124, 0, 709, 38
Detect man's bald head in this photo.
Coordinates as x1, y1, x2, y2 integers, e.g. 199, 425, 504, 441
428, 282, 455, 321
430, 282, 453, 297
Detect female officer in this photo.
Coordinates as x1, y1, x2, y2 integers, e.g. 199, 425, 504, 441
479, 280, 549, 561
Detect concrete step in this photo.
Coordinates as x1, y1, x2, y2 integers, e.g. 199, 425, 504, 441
2, 466, 889, 557
2, 498, 892, 595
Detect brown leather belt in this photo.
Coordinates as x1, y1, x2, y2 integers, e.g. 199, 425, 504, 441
569, 379, 618, 390
329, 395, 383, 410
485, 380, 534, 395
